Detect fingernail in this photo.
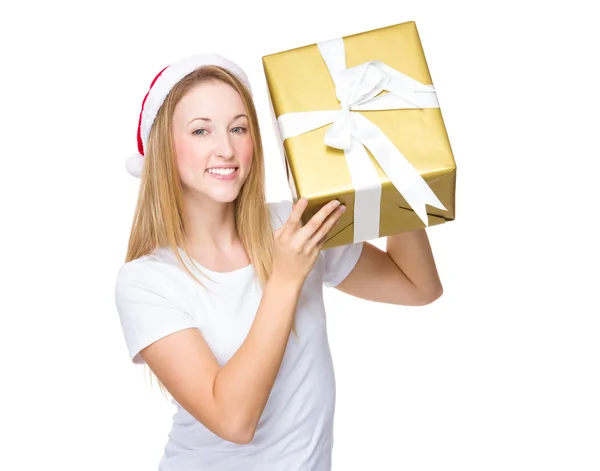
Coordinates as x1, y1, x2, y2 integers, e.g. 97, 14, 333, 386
340, 205, 346, 212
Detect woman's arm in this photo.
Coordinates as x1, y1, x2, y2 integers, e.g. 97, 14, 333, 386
139, 274, 301, 445
334, 228, 443, 305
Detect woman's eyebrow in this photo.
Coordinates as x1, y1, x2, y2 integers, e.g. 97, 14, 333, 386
187, 114, 248, 125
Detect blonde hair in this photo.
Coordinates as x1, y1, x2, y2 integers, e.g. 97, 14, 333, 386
124, 65, 297, 399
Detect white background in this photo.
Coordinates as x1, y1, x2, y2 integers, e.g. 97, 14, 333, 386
2, 0, 599, 470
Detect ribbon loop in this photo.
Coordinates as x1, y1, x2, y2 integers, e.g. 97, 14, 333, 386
324, 107, 353, 151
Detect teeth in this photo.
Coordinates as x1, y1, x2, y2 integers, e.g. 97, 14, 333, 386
207, 168, 236, 175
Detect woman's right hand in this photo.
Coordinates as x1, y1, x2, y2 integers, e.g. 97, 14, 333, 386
272, 198, 346, 286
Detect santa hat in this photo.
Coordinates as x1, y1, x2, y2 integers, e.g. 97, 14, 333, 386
126, 53, 253, 178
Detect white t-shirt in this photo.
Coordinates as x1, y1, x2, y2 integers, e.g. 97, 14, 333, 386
114, 200, 364, 471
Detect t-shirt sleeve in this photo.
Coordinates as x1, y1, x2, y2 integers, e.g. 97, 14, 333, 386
114, 261, 198, 365
267, 199, 293, 232
321, 241, 364, 288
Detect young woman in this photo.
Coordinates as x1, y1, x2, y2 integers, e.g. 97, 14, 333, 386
115, 53, 443, 471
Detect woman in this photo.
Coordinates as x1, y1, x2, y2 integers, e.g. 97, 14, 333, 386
115, 53, 443, 471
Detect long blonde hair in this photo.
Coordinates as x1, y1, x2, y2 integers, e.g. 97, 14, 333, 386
124, 65, 295, 398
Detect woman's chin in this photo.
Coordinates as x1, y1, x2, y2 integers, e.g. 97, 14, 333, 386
206, 189, 242, 204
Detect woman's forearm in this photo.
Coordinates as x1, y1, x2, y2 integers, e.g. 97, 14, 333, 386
212, 274, 302, 443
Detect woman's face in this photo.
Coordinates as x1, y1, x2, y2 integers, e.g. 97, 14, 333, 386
172, 80, 253, 204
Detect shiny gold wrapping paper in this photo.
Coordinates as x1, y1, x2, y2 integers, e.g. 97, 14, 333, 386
262, 21, 456, 249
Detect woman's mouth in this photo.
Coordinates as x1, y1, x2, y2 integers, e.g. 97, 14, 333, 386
205, 167, 239, 181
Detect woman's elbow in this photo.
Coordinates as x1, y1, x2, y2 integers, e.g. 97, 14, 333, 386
413, 284, 443, 306
223, 415, 258, 445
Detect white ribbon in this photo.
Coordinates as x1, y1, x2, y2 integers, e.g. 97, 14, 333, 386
276, 37, 447, 242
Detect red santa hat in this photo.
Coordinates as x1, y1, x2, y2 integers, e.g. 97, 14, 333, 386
126, 53, 253, 178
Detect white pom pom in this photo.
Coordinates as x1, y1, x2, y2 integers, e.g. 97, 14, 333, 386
126, 153, 144, 178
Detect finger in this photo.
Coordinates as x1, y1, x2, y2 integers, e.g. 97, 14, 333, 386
296, 199, 342, 241
308, 204, 345, 247
315, 227, 333, 251
285, 197, 308, 232
316, 235, 327, 251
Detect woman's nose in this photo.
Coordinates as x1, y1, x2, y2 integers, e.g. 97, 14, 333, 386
213, 131, 234, 158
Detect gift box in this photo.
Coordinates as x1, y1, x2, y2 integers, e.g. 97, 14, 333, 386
262, 21, 456, 249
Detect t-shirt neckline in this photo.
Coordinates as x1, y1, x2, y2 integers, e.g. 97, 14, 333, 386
175, 246, 254, 278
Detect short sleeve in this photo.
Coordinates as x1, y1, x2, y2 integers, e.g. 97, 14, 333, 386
114, 261, 198, 365
267, 199, 292, 231
321, 241, 364, 288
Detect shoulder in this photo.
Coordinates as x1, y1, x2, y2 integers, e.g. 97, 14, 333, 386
116, 251, 164, 285
114, 249, 187, 301
115, 257, 159, 303
116, 256, 152, 288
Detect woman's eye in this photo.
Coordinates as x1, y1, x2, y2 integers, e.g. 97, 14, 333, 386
231, 127, 246, 134
192, 129, 207, 136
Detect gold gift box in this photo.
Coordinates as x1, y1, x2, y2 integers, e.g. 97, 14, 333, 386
262, 21, 456, 249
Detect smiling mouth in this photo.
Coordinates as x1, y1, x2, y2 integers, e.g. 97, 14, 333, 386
206, 167, 238, 175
